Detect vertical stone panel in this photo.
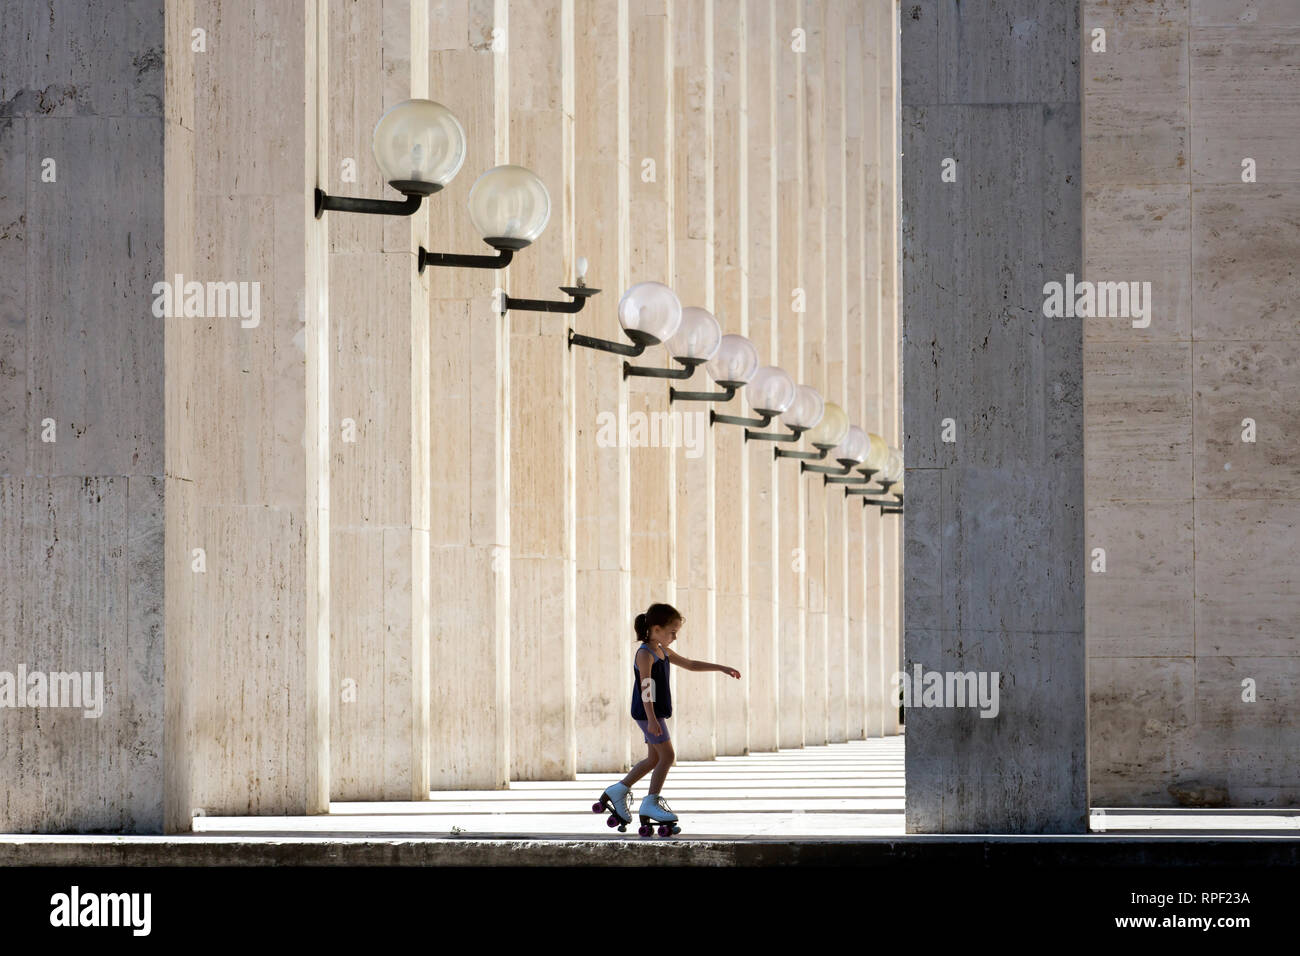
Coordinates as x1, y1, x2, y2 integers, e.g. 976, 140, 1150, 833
426, 0, 512, 790
712, 0, 750, 755
163, 0, 329, 828
824, 0, 848, 744
507, 0, 577, 781
745, 0, 780, 753
672, 0, 717, 761
775, 0, 806, 749
627, 2, 676, 762
327, 0, 431, 801
572, 0, 632, 773
903, 0, 1086, 832
801, 0, 829, 747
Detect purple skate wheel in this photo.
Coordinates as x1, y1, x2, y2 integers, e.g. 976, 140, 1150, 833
592, 801, 603, 813
638, 825, 651, 837
658, 825, 670, 837
606, 815, 619, 828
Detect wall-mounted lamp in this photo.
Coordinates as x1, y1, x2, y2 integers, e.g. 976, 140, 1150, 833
625, 306, 721, 379
802, 424, 868, 476
712, 365, 795, 428
419, 164, 551, 272
854, 447, 903, 501
829, 429, 890, 484
569, 281, 682, 357
502, 256, 601, 314
776, 400, 847, 460
316, 99, 466, 218
670, 332, 758, 403
747, 385, 823, 443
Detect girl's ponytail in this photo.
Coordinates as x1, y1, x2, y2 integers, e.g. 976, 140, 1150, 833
633, 613, 648, 641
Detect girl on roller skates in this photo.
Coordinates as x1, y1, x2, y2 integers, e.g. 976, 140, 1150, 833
596, 602, 742, 836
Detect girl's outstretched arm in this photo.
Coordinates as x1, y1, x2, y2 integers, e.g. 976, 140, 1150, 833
664, 646, 741, 679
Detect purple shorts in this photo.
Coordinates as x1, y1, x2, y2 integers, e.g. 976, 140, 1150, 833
635, 717, 671, 744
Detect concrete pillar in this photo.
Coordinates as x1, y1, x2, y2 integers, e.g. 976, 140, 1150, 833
426, 0, 512, 789
164, 0, 330, 829
843, 0, 868, 741
573, 0, 631, 773
672, 0, 717, 762
775, 0, 806, 749
327, 0, 431, 802
744, 0, 780, 753
801, 0, 829, 746
712, 0, 750, 756
508, 0, 577, 781
861, 0, 886, 738
902, 0, 1086, 832
0, 0, 167, 832
627, 2, 676, 760
877, 0, 900, 737
823, 0, 848, 744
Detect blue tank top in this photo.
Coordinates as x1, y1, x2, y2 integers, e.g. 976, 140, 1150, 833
630, 643, 672, 719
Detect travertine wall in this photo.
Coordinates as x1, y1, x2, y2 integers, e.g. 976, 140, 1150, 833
0, 0, 900, 833
1085, 0, 1300, 807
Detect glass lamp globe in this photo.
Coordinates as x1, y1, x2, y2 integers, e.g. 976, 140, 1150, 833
831, 425, 869, 465
805, 401, 849, 449
467, 164, 551, 248
747, 366, 797, 416
666, 307, 722, 363
883, 449, 904, 484
371, 99, 466, 195
705, 334, 760, 387
618, 281, 682, 346
781, 386, 825, 431
862, 432, 891, 472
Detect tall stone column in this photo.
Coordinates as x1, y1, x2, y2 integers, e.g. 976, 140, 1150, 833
744, 0, 780, 753
672, 0, 718, 762
902, 0, 1086, 832
164, 0, 330, 829
823, 0, 849, 744
507, 0, 577, 781
861, 0, 886, 738
426, 0, 513, 789
572, 0, 632, 773
801, 0, 829, 746
712, 0, 750, 756
877, 0, 901, 737
843, 0, 868, 740
327, 0, 432, 802
627, 2, 676, 757
0, 0, 167, 832
775, 0, 807, 749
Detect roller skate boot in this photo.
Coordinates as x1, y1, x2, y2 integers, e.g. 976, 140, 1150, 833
637, 793, 682, 837
592, 781, 634, 831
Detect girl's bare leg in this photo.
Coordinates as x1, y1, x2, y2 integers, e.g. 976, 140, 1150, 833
647, 740, 675, 794
620, 744, 659, 787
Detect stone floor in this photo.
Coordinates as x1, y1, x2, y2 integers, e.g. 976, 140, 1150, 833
197, 736, 909, 840
5, 736, 1300, 864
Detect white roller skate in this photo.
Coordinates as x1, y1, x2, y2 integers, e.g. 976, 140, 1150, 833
637, 793, 682, 837
592, 781, 634, 832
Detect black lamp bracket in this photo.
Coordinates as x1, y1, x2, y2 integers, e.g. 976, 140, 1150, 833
711, 408, 774, 429
624, 356, 704, 380
314, 181, 437, 219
